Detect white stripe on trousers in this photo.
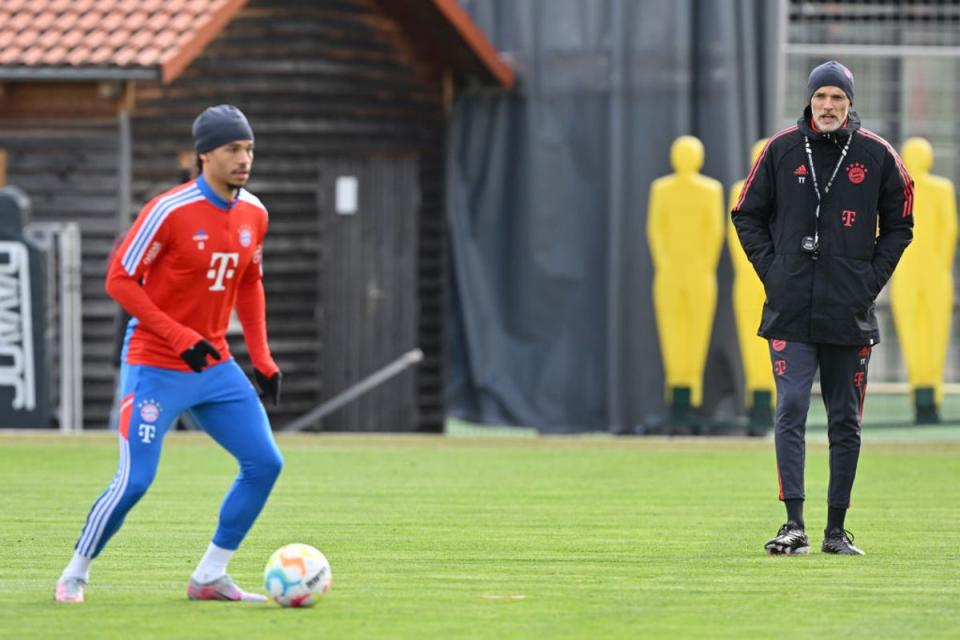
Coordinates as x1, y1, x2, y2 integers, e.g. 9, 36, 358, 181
77, 437, 130, 557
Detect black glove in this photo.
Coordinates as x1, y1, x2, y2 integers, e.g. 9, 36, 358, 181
179, 339, 222, 373
255, 369, 282, 406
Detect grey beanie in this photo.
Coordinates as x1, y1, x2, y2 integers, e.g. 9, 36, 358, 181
192, 105, 254, 153
807, 60, 854, 104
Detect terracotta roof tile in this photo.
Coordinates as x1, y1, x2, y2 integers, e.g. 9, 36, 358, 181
170, 13, 194, 32
129, 30, 154, 50
123, 12, 148, 32
101, 13, 124, 32
84, 30, 107, 49
9, 12, 33, 30
76, 12, 102, 31
38, 29, 61, 49
89, 45, 115, 65
78, 0, 103, 14
15, 29, 40, 48
0, 0, 511, 88
65, 46, 92, 66
32, 11, 57, 31
153, 30, 177, 50
53, 11, 79, 31
119, 0, 144, 13
0, 0, 247, 81
4, 0, 28, 14
0, 46, 23, 65
113, 47, 140, 67
41, 46, 69, 65
61, 30, 84, 49
108, 28, 133, 48
136, 47, 164, 66
22, 48, 45, 66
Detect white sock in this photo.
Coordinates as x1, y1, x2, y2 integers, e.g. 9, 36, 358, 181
191, 542, 235, 584
61, 551, 93, 582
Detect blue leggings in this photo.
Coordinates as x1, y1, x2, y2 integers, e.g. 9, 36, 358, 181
74, 359, 283, 558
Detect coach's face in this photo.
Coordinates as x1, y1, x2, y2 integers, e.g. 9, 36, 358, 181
200, 140, 254, 192
810, 86, 850, 133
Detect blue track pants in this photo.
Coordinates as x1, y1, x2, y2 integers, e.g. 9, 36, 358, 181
73, 359, 283, 558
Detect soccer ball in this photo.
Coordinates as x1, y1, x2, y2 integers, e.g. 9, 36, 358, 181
263, 543, 332, 607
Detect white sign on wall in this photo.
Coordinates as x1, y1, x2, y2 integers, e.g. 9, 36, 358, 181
336, 176, 359, 215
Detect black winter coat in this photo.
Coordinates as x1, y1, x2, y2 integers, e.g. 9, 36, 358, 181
733, 108, 914, 345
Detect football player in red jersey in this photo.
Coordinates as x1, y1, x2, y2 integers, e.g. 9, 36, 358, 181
56, 106, 283, 603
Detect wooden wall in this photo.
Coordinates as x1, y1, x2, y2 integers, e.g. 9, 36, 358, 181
129, 0, 449, 431
0, 119, 123, 428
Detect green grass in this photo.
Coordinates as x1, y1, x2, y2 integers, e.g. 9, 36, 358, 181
1, 432, 958, 639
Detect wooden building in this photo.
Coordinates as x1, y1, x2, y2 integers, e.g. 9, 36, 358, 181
0, 0, 512, 431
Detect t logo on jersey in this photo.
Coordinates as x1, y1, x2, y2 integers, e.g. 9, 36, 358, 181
138, 423, 156, 444
207, 252, 239, 291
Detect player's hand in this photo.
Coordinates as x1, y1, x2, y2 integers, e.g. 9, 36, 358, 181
255, 369, 281, 406
179, 339, 222, 373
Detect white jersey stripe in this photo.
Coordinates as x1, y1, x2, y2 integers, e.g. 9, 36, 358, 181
122, 186, 200, 269
238, 189, 267, 215
122, 187, 201, 273
78, 437, 130, 557
122, 187, 203, 274
122, 188, 203, 274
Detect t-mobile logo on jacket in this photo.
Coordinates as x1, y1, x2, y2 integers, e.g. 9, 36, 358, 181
207, 252, 239, 291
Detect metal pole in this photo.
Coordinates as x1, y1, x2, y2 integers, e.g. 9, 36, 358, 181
282, 348, 424, 432
605, 0, 625, 433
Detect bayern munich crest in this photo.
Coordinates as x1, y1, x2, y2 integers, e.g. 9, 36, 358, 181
139, 400, 162, 423
846, 162, 867, 185
239, 225, 253, 247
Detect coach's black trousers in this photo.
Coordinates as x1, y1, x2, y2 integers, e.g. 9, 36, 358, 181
769, 340, 871, 509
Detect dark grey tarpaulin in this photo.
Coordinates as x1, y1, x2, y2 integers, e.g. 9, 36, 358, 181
447, 0, 781, 432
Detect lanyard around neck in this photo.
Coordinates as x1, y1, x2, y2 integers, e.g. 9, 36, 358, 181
803, 134, 852, 249
803, 134, 852, 204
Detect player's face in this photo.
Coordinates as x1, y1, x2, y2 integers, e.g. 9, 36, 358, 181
200, 140, 254, 192
810, 86, 849, 133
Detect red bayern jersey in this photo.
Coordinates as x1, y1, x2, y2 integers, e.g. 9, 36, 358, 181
107, 175, 277, 374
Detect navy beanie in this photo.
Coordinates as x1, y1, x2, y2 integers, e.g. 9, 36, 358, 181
807, 60, 855, 105
192, 105, 254, 153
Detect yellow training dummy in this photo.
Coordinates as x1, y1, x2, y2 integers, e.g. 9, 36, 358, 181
891, 137, 957, 422
728, 139, 774, 432
647, 136, 725, 417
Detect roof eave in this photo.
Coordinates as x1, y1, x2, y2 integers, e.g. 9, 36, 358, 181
0, 66, 161, 81
430, 0, 514, 89
159, 0, 249, 83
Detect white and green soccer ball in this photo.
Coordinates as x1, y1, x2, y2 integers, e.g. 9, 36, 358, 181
263, 543, 332, 607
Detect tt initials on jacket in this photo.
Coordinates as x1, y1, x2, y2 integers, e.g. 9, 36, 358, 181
207, 252, 239, 291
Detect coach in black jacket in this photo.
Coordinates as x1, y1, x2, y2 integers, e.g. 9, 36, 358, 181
733, 61, 913, 556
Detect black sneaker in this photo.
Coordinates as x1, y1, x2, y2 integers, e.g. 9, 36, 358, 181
821, 528, 865, 555
764, 521, 810, 555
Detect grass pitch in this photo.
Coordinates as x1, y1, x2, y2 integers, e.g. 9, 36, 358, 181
0, 431, 957, 639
